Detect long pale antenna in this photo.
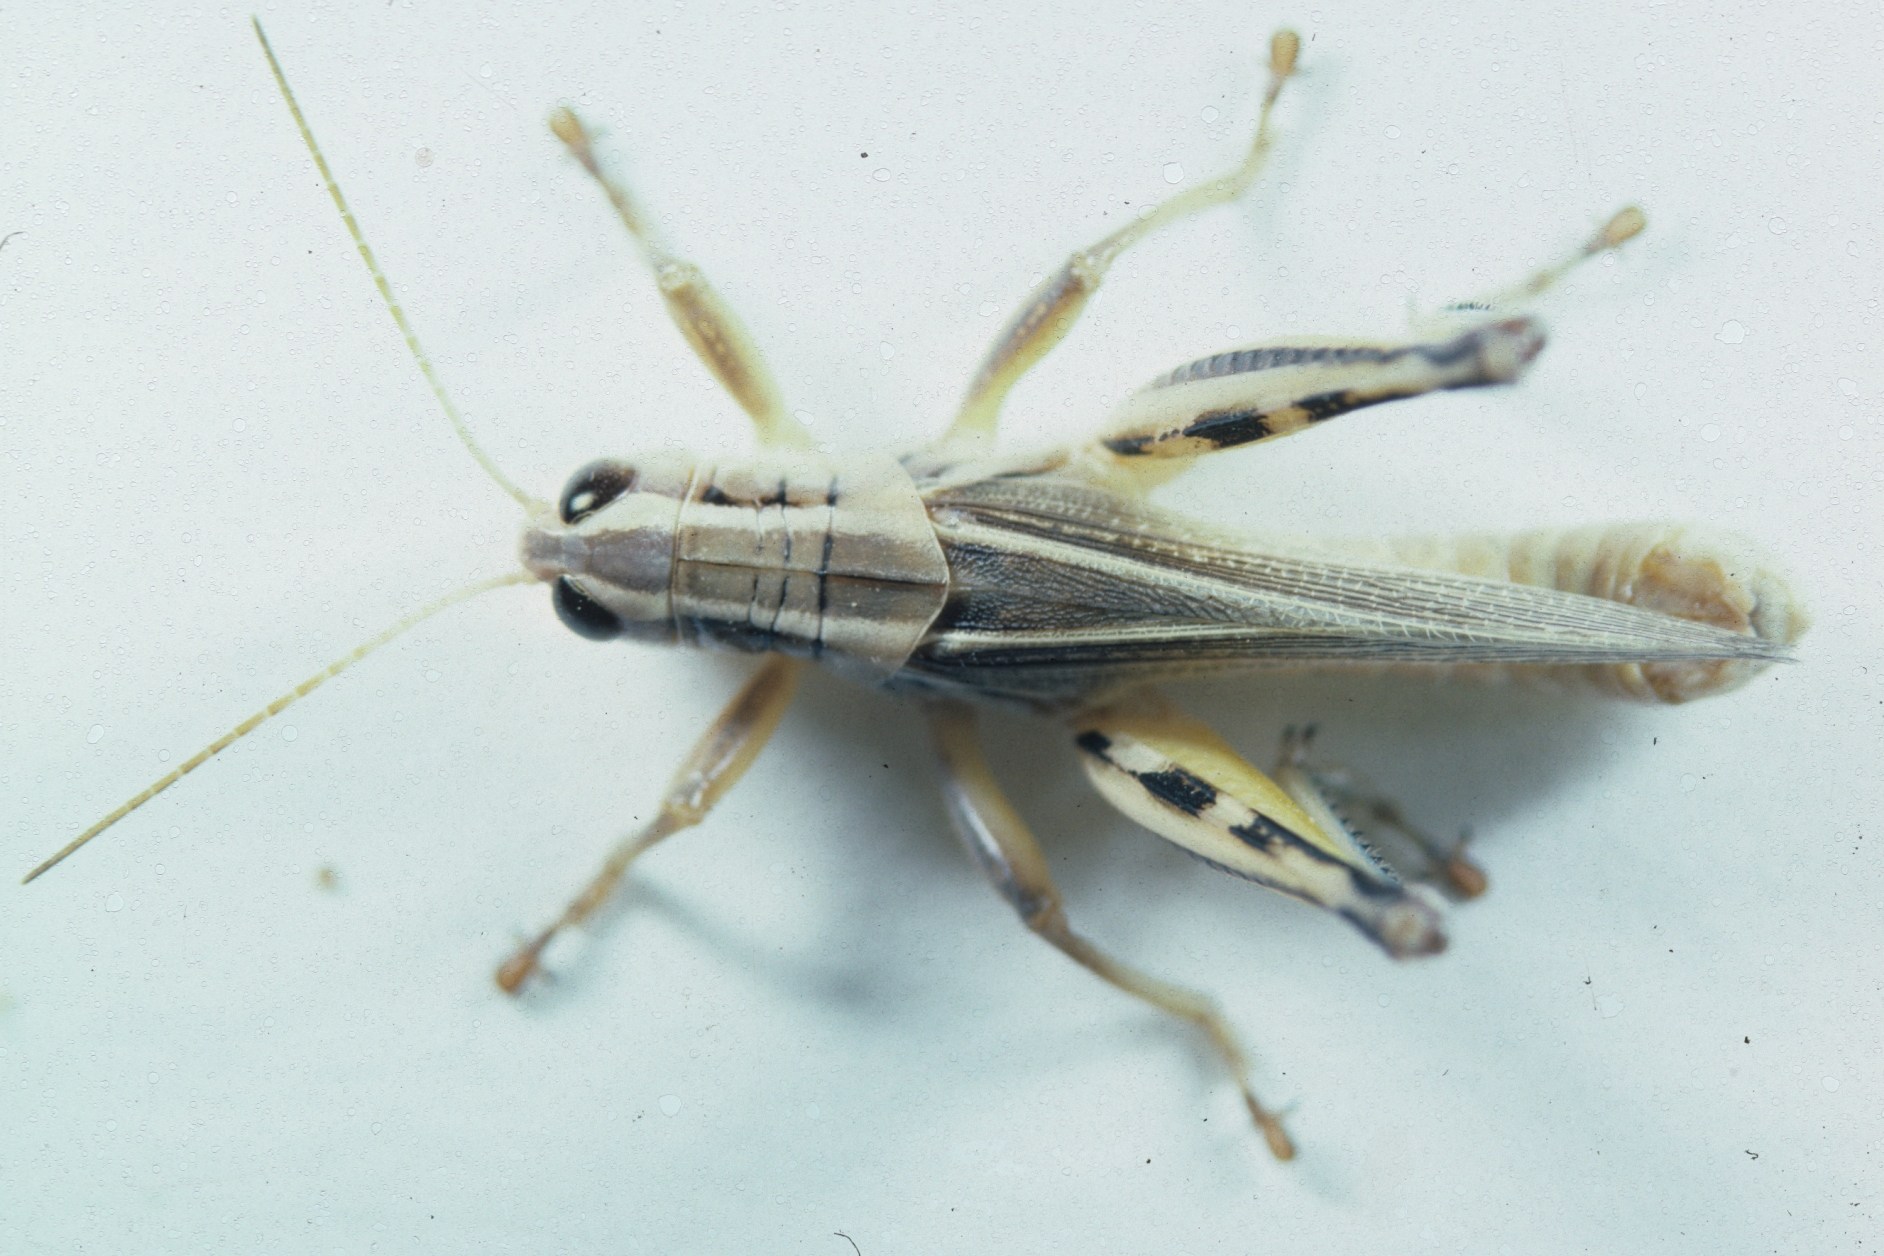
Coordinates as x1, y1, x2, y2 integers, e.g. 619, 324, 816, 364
252, 18, 545, 514
22, 571, 535, 884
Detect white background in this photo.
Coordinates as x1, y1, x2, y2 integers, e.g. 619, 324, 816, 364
3, 1, 1877, 1252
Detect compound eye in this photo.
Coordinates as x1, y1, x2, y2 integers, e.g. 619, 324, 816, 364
558, 459, 637, 524
553, 576, 623, 641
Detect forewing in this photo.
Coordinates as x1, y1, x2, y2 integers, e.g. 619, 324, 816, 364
903, 471, 1787, 706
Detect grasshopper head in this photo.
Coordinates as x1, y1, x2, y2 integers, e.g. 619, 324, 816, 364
520, 453, 698, 642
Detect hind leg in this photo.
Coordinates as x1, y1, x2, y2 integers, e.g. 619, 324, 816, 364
1070, 694, 1449, 960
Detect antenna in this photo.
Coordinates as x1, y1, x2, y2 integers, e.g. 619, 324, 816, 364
253, 18, 546, 514
22, 571, 535, 884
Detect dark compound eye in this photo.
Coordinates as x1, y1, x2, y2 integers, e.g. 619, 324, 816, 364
558, 459, 637, 524
553, 576, 623, 641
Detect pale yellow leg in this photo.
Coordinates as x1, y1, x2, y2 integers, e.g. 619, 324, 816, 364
497, 656, 804, 992
942, 30, 1301, 448
551, 109, 813, 449
928, 702, 1296, 1161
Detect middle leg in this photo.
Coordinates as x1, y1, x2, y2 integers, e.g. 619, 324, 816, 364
928, 701, 1297, 1160
942, 30, 1302, 447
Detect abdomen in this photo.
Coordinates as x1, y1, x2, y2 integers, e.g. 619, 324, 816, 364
1302, 524, 1807, 702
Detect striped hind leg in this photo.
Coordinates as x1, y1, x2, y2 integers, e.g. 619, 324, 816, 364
1088, 319, 1546, 464
1071, 694, 1450, 960
1087, 207, 1646, 478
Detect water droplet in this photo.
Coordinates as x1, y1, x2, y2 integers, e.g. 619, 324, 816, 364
415, 148, 434, 168
226, 190, 239, 204
1768, 217, 1787, 235
872, 168, 890, 182
1839, 425, 1854, 440
281, 725, 298, 743
1716, 319, 1746, 344
86, 724, 104, 744
479, 64, 493, 79
1838, 377, 1858, 397
659, 1094, 682, 1117
1162, 162, 1185, 185
1823, 1076, 1840, 1092
1681, 773, 1699, 793
1595, 993, 1623, 1019
371, 1121, 384, 1134
1384, 124, 1401, 139
1700, 423, 1721, 442
1201, 106, 1219, 123
424, 669, 441, 683
1633, 383, 1647, 400
878, 341, 895, 361
977, 301, 997, 317
233, 418, 246, 432
104, 892, 125, 913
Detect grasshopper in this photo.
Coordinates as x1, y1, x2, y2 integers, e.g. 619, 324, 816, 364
25, 24, 1805, 1160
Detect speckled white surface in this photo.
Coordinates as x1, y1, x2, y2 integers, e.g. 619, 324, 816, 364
3, 3, 1877, 1252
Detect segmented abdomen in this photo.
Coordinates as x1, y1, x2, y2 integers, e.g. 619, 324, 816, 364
1313, 524, 1807, 703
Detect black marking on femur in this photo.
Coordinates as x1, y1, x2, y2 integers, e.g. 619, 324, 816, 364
1101, 433, 1155, 456
1228, 816, 1282, 852
553, 576, 623, 641
1182, 406, 1275, 448
1134, 768, 1219, 817
1412, 328, 1485, 369
1296, 390, 1362, 423
558, 459, 638, 524
700, 484, 733, 506
1073, 730, 1114, 757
